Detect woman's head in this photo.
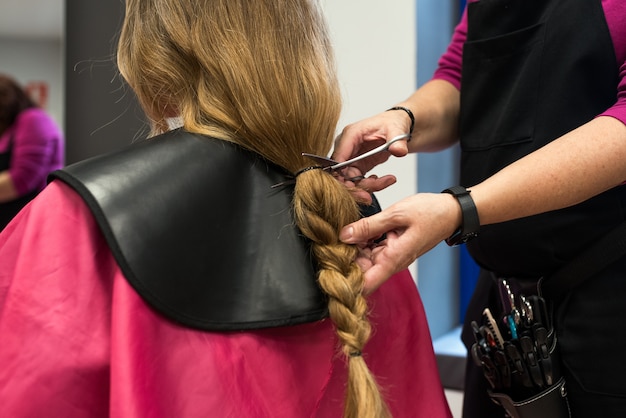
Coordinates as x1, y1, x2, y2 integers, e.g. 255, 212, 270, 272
118, 0, 341, 172
0, 75, 36, 130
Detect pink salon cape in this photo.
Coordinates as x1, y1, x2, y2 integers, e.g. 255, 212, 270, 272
0, 181, 452, 418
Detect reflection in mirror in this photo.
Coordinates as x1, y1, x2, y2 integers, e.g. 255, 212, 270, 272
0, 0, 64, 129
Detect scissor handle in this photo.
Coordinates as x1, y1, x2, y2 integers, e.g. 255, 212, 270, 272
329, 133, 410, 171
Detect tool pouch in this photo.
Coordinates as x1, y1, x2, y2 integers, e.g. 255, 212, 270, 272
488, 376, 570, 418
487, 324, 570, 418
473, 223, 626, 418
471, 278, 571, 418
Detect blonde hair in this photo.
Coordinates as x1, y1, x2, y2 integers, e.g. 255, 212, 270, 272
118, 1, 389, 416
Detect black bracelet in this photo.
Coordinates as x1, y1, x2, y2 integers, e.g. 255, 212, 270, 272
441, 186, 480, 246
386, 106, 415, 140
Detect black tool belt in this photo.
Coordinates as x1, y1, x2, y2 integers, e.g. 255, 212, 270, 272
471, 277, 570, 418
50, 129, 328, 331
488, 377, 569, 418
471, 221, 626, 418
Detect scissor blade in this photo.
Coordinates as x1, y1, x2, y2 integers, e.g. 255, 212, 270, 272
301, 152, 337, 168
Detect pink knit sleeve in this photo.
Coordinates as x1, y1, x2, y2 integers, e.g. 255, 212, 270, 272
598, 2, 626, 125
431, 8, 467, 90
8, 108, 64, 195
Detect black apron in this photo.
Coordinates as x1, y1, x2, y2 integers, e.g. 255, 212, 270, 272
458, 0, 626, 416
0, 135, 39, 230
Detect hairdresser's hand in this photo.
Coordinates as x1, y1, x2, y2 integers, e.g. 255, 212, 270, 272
331, 110, 412, 203
334, 167, 397, 205
332, 110, 412, 173
340, 192, 461, 293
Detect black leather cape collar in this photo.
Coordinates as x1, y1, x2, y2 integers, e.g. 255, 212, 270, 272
50, 129, 328, 330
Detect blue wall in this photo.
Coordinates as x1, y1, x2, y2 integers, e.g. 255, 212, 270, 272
416, 0, 459, 339
417, 0, 480, 337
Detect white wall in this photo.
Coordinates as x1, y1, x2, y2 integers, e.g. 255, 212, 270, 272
321, 0, 417, 210
321, 0, 418, 279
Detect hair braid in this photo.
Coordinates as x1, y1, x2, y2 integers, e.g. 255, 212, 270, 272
293, 169, 390, 418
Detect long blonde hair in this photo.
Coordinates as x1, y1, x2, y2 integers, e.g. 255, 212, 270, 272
118, 1, 389, 416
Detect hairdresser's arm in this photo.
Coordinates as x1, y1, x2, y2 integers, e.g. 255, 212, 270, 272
342, 115, 626, 292
334, 79, 460, 178
333, 6, 467, 168
396, 79, 461, 154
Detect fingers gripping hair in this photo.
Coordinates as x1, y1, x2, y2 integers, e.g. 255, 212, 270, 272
293, 169, 390, 418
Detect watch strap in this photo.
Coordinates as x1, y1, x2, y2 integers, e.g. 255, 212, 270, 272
441, 186, 480, 246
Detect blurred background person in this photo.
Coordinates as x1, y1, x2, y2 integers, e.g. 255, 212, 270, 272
0, 74, 64, 230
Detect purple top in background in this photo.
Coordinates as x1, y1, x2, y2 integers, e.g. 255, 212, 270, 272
0, 108, 64, 195
433, 0, 626, 125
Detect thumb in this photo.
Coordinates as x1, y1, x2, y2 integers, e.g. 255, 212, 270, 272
340, 214, 387, 244
387, 137, 410, 157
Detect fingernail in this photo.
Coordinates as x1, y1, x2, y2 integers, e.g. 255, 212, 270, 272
340, 226, 354, 242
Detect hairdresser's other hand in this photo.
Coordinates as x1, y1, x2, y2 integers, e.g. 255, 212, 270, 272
340, 192, 462, 293
336, 167, 397, 205
332, 110, 411, 175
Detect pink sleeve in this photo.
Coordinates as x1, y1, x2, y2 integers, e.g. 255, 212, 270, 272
598, 1, 626, 125
431, 8, 467, 91
8, 108, 64, 195
599, 62, 626, 125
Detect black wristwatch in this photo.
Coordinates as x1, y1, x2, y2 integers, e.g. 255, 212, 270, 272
441, 186, 480, 246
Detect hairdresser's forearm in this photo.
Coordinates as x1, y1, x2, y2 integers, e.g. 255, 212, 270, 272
470, 116, 626, 225
396, 79, 460, 153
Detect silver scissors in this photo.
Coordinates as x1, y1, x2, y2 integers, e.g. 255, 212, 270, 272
271, 133, 409, 188
302, 133, 410, 173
